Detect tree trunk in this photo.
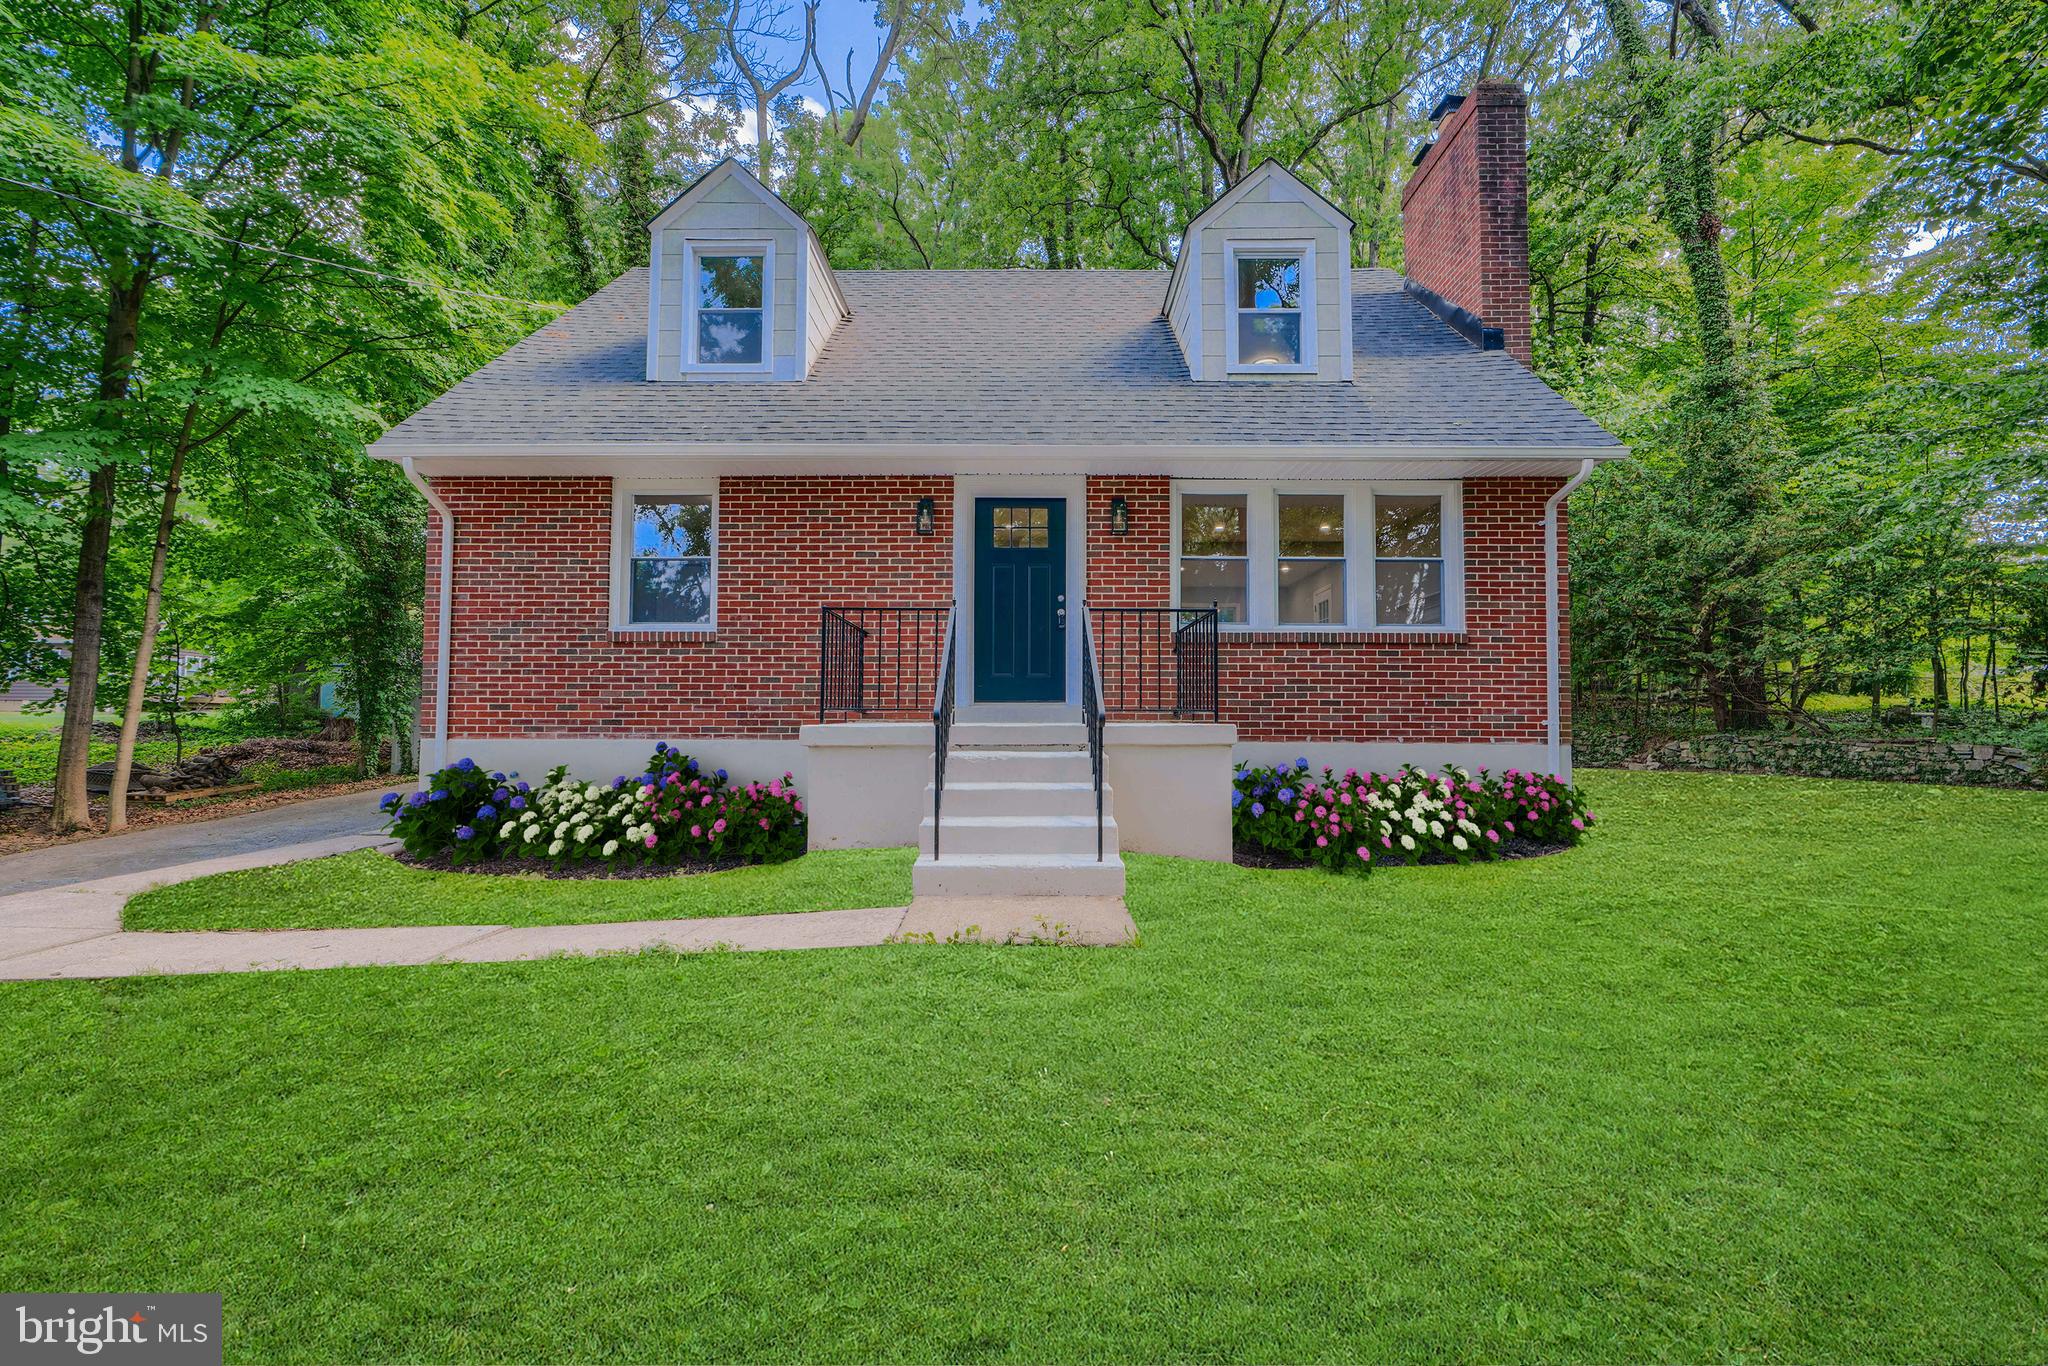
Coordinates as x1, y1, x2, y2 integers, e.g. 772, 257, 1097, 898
107, 435, 188, 831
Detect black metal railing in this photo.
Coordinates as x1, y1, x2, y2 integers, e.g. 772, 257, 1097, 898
930, 604, 958, 860
1080, 604, 1107, 861
817, 605, 952, 720
1085, 605, 1222, 719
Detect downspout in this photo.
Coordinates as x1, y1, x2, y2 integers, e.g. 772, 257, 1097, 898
1544, 460, 1597, 778
400, 457, 454, 777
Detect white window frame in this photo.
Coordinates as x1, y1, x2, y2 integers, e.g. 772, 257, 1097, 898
1224, 241, 1317, 375
611, 480, 719, 632
1172, 481, 1464, 632
682, 239, 774, 375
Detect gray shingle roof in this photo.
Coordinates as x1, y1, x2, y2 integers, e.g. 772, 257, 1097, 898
372, 266, 1620, 452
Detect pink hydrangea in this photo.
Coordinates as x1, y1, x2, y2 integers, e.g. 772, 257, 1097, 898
713, 818, 727, 833
690, 825, 702, 837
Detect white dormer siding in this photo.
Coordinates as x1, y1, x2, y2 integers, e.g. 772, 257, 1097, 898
645, 160, 849, 383
1163, 161, 1355, 383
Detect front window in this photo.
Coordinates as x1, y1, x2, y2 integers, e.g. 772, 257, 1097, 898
693, 252, 764, 365
1234, 254, 1303, 366
1373, 493, 1445, 626
1179, 492, 1249, 624
628, 494, 714, 625
1277, 493, 1344, 625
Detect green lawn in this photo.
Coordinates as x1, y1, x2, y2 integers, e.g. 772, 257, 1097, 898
124, 847, 917, 930
5, 771, 2046, 1362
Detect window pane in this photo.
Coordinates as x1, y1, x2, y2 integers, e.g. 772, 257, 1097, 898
1375, 560, 1444, 626
1236, 256, 1302, 309
1180, 557, 1249, 624
1279, 559, 1345, 625
698, 254, 763, 309
697, 309, 763, 364
1375, 494, 1442, 557
634, 497, 712, 558
631, 558, 712, 624
1278, 494, 1343, 557
1237, 312, 1301, 366
1180, 494, 1247, 556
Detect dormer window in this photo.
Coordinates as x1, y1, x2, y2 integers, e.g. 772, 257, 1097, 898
1226, 243, 1316, 372
687, 243, 770, 370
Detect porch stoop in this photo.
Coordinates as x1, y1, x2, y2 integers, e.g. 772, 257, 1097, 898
911, 722, 1128, 902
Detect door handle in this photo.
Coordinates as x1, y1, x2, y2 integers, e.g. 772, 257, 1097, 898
1056, 606, 1067, 630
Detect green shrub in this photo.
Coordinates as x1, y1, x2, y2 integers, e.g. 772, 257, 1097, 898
1232, 760, 1592, 873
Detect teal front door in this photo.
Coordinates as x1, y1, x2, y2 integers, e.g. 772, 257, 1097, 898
974, 498, 1067, 703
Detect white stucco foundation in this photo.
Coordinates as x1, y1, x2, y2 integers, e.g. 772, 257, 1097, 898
1104, 722, 1238, 861
799, 722, 933, 850
1230, 741, 1571, 781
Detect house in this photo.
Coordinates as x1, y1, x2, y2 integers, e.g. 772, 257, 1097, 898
367, 81, 1624, 898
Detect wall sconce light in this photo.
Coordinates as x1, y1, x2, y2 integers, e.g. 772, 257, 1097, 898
914, 497, 936, 536
1108, 496, 1131, 536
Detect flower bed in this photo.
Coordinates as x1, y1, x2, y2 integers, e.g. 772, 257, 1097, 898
381, 743, 805, 874
1232, 759, 1593, 874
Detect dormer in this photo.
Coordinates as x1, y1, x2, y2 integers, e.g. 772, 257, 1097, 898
644, 159, 850, 382
1162, 161, 1355, 383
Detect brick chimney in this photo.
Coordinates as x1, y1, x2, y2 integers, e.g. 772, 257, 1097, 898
1399, 80, 1531, 366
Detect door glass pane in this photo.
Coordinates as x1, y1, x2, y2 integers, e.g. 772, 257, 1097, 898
1180, 494, 1247, 556
697, 254, 763, 308
1236, 257, 1302, 309
697, 309, 762, 364
992, 506, 1049, 548
1237, 312, 1301, 366
1180, 557, 1248, 624
1375, 494, 1442, 557
1375, 560, 1444, 626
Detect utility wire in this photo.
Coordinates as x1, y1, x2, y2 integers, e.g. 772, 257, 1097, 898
0, 174, 572, 312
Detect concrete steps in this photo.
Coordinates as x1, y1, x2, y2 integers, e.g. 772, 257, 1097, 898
912, 729, 1126, 900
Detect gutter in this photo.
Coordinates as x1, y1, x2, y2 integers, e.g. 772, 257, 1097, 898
400, 457, 454, 777
1544, 460, 1597, 778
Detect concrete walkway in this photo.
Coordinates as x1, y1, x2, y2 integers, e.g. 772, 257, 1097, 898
0, 838, 1137, 981
0, 787, 391, 895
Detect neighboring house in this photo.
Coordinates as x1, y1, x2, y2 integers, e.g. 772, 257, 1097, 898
368, 81, 1624, 897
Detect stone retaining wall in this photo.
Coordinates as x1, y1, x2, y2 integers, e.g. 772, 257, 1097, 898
1577, 731, 2044, 789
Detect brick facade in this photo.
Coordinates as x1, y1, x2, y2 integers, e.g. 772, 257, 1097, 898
1399, 80, 1532, 366
423, 473, 1568, 750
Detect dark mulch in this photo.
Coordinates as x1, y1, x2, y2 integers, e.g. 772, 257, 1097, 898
393, 849, 755, 880
1233, 836, 1571, 871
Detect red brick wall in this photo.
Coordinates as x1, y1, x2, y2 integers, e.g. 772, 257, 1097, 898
1081, 476, 1569, 744
420, 476, 951, 741
422, 474, 1569, 749
1400, 80, 1532, 366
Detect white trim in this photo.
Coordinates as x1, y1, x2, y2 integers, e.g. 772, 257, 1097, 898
1173, 479, 1465, 633
645, 234, 664, 382
951, 474, 1088, 708
610, 478, 719, 632
681, 238, 775, 377
1545, 460, 1597, 776
399, 458, 454, 773
373, 442, 1627, 474
1224, 241, 1318, 374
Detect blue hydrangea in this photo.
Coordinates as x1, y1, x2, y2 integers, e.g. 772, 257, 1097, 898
428, 789, 448, 803
686, 758, 700, 773
456, 757, 476, 772
611, 776, 626, 789
476, 804, 497, 821
655, 741, 669, 754
1251, 802, 1265, 817
493, 787, 509, 802
509, 795, 526, 810
455, 825, 475, 841
1277, 787, 1294, 804
405, 791, 426, 808
379, 793, 400, 812
1296, 757, 1310, 771
714, 768, 727, 781
1231, 789, 1244, 808
490, 772, 505, 782
516, 781, 530, 793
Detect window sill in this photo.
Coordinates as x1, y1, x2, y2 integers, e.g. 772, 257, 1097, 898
610, 625, 717, 643
1219, 627, 1466, 646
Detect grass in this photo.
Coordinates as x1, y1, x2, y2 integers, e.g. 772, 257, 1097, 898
5, 770, 2046, 1362
123, 847, 917, 930
0, 711, 297, 786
